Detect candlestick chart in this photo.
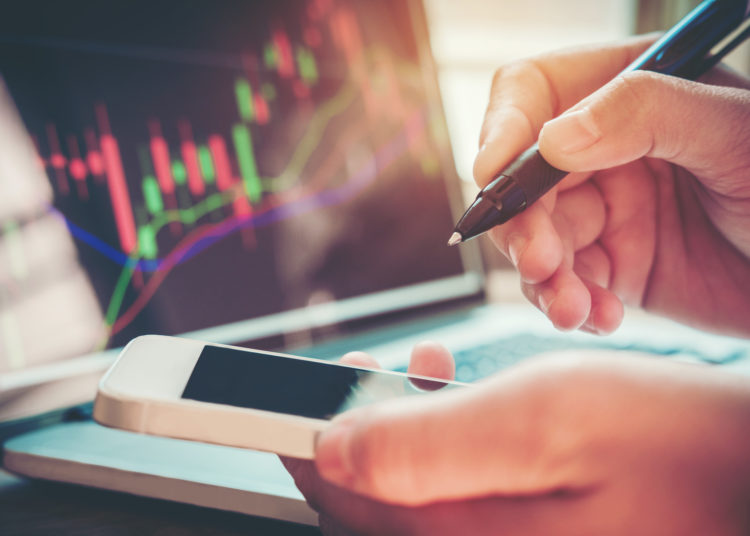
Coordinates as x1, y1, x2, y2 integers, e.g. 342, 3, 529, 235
0, 0, 465, 350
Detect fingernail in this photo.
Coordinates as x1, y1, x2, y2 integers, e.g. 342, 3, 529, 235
542, 108, 601, 153
582, 303, 596, 331
583, 307, 608, 335
582, 317, 598, 334
315, 417, 356, 486
538, 290, 556, 315
507, 234, 526, 267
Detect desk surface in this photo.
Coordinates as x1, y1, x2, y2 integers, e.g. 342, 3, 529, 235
0, 468, 321, 535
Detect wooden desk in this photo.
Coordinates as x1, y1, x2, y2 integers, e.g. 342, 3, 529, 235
0, 469, 321, 535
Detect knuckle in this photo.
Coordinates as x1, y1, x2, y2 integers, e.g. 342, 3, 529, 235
605, 71, 657, 117
609, 72, 664, 157
490, 58, 542, 89
614, 69, 658, 92
490, 61, 516, 90
482, 58, 556, 150
490, 61, 519, 89
607, 70, 671, 114
609, 72, 689, 160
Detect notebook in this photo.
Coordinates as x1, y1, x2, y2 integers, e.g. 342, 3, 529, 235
2, 0, 750, 528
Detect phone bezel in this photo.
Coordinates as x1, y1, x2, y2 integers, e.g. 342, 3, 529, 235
94, 335, 462, 458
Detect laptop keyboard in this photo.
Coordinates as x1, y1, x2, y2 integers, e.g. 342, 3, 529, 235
395, 333, 749, 383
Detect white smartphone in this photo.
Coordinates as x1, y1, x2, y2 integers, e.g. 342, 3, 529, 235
94, 335, 463, 459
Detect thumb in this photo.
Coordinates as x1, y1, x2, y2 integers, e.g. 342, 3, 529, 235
314, 358, 575, 506
537, 70, 750, 193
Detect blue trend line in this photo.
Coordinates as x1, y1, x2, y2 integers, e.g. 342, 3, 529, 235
54, 114, 419, 272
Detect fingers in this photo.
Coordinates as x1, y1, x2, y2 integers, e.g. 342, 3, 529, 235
518, 252, 623, 335
592, 162, 657, 306
580, 279, 624, 335
474, 36, 656, 186
521, 266, 591, 331
538, 71, 750, 191
472, 37, 658, 332
489, 179, 614, 331
573, 243, 610, 288
487, 170, 606, 278
314, 358, 591, 506
487, 202, 564, 284
340, 351, 381, 369
407, 341, 455, 381
341, 343, 455, 381
572, 244, 624, 334
549, 181, 606, 252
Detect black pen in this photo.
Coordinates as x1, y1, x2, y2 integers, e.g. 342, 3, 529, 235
449, 0, 750, 246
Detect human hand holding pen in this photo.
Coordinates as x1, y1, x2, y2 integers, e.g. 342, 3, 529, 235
473, 36, 750, 335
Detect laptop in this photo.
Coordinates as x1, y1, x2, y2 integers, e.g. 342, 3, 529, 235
2, 0, 750, 528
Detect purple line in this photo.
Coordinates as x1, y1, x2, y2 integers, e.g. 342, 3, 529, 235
58, 112, 421, 271
171, 125, 412, 265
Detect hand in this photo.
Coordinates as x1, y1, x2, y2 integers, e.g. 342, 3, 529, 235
300, 345, 750, 535
473, 36, 750, 336
281, 341, 455, 535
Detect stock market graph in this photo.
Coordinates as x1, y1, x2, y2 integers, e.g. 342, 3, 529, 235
0, 0, 465, 355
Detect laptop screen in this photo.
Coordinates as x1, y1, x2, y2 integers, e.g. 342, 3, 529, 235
0, 0, 481, 373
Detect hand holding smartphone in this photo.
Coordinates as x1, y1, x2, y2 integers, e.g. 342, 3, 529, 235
94, 335, 463, 459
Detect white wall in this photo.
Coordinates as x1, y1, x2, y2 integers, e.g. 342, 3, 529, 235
422, 1, 640, 184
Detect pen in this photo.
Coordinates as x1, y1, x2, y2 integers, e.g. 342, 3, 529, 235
449, 0, 750, 246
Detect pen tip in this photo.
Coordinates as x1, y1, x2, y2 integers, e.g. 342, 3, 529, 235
447, 232, 462, 247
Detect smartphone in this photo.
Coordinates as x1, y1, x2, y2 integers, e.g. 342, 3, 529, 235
94, 335, 463, 459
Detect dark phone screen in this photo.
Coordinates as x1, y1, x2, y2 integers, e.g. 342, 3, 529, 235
182, 345, 455, 420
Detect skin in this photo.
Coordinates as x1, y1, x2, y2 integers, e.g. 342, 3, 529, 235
472, 36, 750, 336
283, 36, 750, 535
285, 348, 750, 536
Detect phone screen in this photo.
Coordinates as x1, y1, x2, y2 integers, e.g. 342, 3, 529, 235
181, 345, 456, 420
